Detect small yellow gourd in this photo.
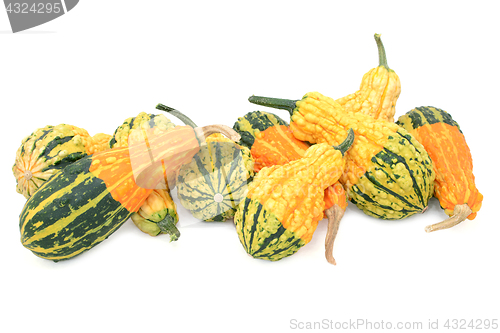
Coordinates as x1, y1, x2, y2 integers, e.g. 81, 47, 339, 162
336, 33, 401, 122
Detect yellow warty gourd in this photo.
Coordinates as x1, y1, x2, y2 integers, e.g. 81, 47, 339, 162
336, 34, 401, 122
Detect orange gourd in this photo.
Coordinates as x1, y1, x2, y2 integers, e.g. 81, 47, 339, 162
233, 110, 348, 264
396, 106, 483, 232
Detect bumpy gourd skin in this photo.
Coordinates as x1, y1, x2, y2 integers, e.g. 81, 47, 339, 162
19, 125, 203, 261
293, 92, 434, 219
177, 133, 255, 222
249, 92, 435, 219
233, 110, 346, 215
205, 133, 255, 181
89, 133, 113, 155
111, 113, 180, 237
234, 111, 299, 172
396, 106, 483, 221
13, 124, 105, 199
234, 111, 349, 264
109, 112, 176, 149
336, 34, 401, 122
234, 142, 347, 261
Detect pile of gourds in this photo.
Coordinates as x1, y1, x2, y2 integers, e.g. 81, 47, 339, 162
14, 34, 483, 264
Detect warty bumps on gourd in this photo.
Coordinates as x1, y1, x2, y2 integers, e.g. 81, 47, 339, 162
19, 124, 240, 261
233, 110, 349, 264
13, 124, 111, 199
234, 129, 354, 262
249, 92, 435, 220
336, 33, 401, 122
109, 112, 180, 239
155, 105, 255, 222
397, 106, 483, 232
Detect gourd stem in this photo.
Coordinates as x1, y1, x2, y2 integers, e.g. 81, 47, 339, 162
425, 204, 472, 233
374, 33, 389, 70
156, 104, 198, 128
248, 96, 299, 116
196, 125, 241, 142
333, 128, 355, 156
157, 215, 180, 242
325, 205, 344, 265
156, 104, 241, 142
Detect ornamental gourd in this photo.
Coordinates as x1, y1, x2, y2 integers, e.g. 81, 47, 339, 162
336, 34, 401, 122
89, 133, 113, 155
13, 124, 110, 199
19, 124, 240, 261
233, 111, 291, 172
249, 92, 435, 220
156, 105, 255, 222
108, 112, 176, 149
110, 112, 180, 238
234, 130, 354, 262
233, 110, 348, 264
131, 189, 180, 239
177, 136, 254, 221
396, 106, 483, 232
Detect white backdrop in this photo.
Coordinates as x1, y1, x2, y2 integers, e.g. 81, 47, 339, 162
2, 1, 499, 332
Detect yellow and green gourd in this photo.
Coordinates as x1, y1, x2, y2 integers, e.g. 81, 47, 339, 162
336, 33, 401, 122
177, 133, 254, 221
19, 124, 240, 261
234, 130, 354, 261
109, 111, 176, 148
156, 104, 255, 222
109, 111, 180, 238
13, 124, 110, 199
397, 106, 483, 232
131, 189, 180, 239
233, 110, 349, 264
248, 92, 436, 220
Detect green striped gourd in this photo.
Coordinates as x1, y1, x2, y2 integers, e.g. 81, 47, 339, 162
13, 124, 97, 199
233, 111, 288, 162
233, 110, 349, 264
19, 124, 239, 261
248, 92, 436, 220
397, 106, 483, 232
234, 130, 354, 261
109, 112, 176, 149
177, 133, 254, 221
110, 111, 180, 238
154, 105, 255, 222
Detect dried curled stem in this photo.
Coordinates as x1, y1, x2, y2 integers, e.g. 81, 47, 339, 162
196, 125, 241, 142
425, 204, 472, 233
324, 205, 345, 265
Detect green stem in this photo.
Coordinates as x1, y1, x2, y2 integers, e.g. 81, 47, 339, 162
374, 33, 389, 70
156, 104, 198, 128
333, 128, 355, 156
248, 96, 299, 116
157, 215, 180, 242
